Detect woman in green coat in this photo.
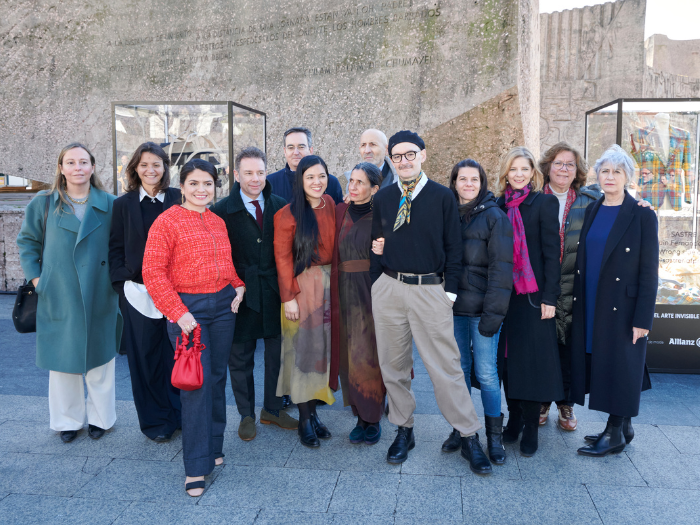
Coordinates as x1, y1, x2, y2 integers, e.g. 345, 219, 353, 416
17, 143, 122, 443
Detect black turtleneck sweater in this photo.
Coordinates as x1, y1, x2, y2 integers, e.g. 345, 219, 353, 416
348, 200, 373, 222
369, 179, 462, 295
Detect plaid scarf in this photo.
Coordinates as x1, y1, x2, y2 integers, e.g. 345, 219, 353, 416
393, 174, 421, 231
505, 186, 539, 295
544, 184, 577, 262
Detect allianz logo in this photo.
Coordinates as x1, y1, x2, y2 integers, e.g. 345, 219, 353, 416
668, 338, 700, 346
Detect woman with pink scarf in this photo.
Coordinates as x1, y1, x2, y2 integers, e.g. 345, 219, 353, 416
496, 147, 563, 457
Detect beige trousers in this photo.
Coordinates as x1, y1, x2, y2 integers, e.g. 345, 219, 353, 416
371, 273, 481, 437
48, 358, 116, 432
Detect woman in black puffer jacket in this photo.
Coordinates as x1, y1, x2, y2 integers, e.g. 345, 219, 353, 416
440, 159, 513, 466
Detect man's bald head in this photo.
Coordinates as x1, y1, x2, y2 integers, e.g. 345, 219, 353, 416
359, 129, 388, 168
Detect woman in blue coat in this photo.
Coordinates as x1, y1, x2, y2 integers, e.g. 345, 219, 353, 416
570, 145, 659, 457
17, 143, 122, 443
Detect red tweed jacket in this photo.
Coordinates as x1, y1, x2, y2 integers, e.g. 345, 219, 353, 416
143, 205, 244, 321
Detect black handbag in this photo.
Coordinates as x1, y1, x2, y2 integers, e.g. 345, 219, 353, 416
13, 196, 50, 333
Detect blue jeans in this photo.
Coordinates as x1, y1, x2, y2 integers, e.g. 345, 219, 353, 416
166, 285, 236, 477
453, 316, 501, 417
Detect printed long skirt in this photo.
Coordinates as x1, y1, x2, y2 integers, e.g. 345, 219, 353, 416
277, 264, 335, 405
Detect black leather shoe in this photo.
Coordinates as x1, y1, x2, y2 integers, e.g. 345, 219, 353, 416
60, 430, 78, 443
310, 412, 331, 439
461, 434, 492, 475
441, 428, 461, 452
578, 422, 625, 457
485, 414, 506, 465
282, 395, 292, 409
88, 425, 105, 440
387, 426, 415, 464
153, 433, 173, 443
298, 418, 320, 448
585, 418, 634, 444
519, 423, 538, 457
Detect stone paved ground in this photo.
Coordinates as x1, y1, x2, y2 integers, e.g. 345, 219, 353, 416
1, 294, 700, 524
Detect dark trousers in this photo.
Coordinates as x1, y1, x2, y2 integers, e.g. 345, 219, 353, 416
166, 286, 236, 477
229, 335, 284, 417
557, 342, 573, 407
119, 294, 181, 439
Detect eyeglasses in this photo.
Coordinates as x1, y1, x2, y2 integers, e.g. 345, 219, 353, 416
390, 151, 419, 163
553, 161, 576, 171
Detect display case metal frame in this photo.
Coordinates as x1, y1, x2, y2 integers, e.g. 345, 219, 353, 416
111, 100, 266, 196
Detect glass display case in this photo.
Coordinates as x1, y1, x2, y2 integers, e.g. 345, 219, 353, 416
112, 101, 266, 200
586, 99, 700, 373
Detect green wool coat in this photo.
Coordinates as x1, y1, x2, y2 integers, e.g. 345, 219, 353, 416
212, 182, 286, 344
17, 189, 122, 373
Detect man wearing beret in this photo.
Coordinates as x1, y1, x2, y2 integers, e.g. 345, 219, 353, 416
369, 130, 491, 474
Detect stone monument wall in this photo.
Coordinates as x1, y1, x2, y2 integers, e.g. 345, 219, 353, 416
1, 0, 538, 191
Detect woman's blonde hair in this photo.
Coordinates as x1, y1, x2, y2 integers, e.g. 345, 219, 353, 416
50, 143, 104, 213
497, 146, 544, 195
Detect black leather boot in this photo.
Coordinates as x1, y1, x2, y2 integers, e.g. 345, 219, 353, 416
441, 428, 461, 452
578, 422, 625, 457
298, 418, 320, 448
310, 411, 331, 439
503, 399, 523, 444
461, 434, 492, 474
387, 426, 415, 464
519, 402, 539, 457
584, 417, 634, 444
485, 414, 506, 465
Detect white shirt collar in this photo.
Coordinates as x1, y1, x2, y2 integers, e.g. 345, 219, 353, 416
240, 189, 264, 205
139, 186, 165, 202
396, 172, 428, 200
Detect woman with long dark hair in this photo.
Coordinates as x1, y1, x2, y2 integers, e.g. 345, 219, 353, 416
143, 158, 245, 496
274, 155, 336, 448
109, 142, 182, 442
330, 162, 384, 445
440, 159, 513, 465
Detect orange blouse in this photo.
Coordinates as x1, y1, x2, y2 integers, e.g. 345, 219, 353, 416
274, 195, 336, 302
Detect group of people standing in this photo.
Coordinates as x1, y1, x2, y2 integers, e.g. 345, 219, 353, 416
17, 124, 659, 495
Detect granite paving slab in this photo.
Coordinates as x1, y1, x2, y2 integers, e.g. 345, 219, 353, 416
631, 400, 700, 426
0, 453, 95, 497
0, 394, 48, 422
461, 479, 602, 524
63, 426, 182, 461
73, 458, 220, 504
0, 493, 129, 525
586, 484, 700, 524
113, 501, 258, 524
252, 509, 334, 525
327, 471, 400, 516
331, 514, 394, 525
219, 428, 297, 468
198, 465, 339, 512
0, 420, 90, 455
394, 473, 463, 521
627, 450, 700, 489
658, 425, 700, 454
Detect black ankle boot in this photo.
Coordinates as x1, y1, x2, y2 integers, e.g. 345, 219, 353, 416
578, 422, 625, 457
441, 428, 461, 452
387, 426, 415, 464
461, 434, 492, 475
485, 414, 506, 465
309, 411, 331, 439
585, 418, 634, 444
298, 418, 320, 448
520, 422, 538, 456
503, 402, 523, 444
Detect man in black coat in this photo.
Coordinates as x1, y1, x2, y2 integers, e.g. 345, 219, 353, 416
266, 127, 343, 204
370, 130, 490, 474
212, 147, 298, 441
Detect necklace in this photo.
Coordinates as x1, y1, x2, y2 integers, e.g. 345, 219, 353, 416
65, 186, 90, 205
313, 197, 327, 209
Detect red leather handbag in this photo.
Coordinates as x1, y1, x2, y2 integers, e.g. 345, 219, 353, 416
171, 325, 205, 391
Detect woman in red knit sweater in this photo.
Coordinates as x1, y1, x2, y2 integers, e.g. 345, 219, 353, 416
143, 159, 245, 497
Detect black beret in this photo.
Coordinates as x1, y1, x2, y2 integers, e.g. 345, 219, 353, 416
388, 130, 426, 155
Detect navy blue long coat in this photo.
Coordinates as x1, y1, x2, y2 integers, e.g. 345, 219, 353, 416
570, 192, 658, 417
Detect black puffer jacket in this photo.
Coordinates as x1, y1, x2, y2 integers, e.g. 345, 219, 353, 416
556, 184, 601, 345
453, 192, 513, 337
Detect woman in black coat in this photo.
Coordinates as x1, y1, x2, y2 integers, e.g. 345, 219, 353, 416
108, 142, 181, 442
496, 147, 562, 457
570, 145, 659, 457
440, 159, 513, 465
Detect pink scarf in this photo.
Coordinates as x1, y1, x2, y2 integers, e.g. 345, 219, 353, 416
505, 186, 539, 294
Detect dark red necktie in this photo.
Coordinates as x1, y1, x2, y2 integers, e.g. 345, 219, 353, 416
252, 200, 263, 231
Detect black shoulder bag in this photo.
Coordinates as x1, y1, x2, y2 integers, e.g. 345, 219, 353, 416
13, 196, 50, 333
